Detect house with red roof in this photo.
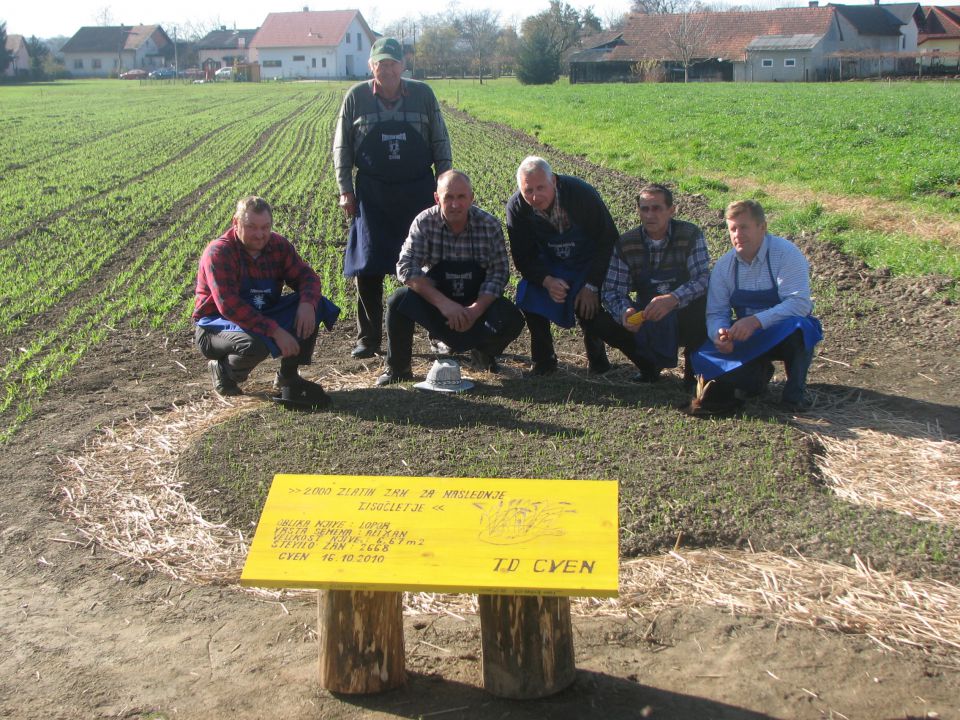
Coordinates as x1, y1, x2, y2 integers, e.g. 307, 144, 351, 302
918, 5, 960, 68
61, 25, 172, 77
570, 2, 915, 82
4, 33, 30, 77
250, 9, 376, 80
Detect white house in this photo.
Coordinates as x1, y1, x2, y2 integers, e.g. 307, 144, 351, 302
61, 25, 172, 77
249, 9, 376, 80
196, 27, 258, 71
4, 34, 31, 77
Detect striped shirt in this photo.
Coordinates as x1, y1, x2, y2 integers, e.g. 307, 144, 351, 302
602, 225, 710, 322
706, 233, 813, 342
397, 205, 510, 298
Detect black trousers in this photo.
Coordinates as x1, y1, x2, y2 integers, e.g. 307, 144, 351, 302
522, 311, 609, 368
579, 295, 707, 377
195, 325, 317, 382
354, 274, 384, 350
710, 329, 813, 404
384, 288, 525, 371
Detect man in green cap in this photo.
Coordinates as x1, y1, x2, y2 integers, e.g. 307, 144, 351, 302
333, 37, 453, 360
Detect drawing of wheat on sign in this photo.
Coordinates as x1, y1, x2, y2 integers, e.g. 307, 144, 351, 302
475, 499, 575, 545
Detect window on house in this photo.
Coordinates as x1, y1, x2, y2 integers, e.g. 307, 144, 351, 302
74, 59, 84, 69
322, 58, 327, 68
784, 58, 796, 67
92, 58, 102, 69
761, 58, 773, 67
357, 34, 361, 50
293, 55, 305, 61
346, 32, 351, 43
312, 58, 316, 68
263, 60, 282, 67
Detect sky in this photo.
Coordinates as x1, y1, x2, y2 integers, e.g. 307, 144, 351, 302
4, 0, 891, 40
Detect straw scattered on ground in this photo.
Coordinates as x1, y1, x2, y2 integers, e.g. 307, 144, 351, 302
58, 385, 960, 664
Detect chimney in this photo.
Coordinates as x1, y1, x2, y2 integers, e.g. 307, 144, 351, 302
303, 6, 309, 11
808, 1, 818, 6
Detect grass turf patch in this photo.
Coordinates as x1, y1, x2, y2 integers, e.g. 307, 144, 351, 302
179, 371, 960, 585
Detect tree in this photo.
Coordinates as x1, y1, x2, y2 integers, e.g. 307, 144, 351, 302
0, 24, 13, 76
94, 6, 114, 26
26, 35, 49, 79
516, 25, 561, 84
581, 7, 604, 33
493, 26, 520, 77
416, 24, 460, 77
666, 11, 712, 82
459, 10, 500, 82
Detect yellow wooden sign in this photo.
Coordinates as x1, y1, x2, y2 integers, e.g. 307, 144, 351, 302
241, 475, 619, 597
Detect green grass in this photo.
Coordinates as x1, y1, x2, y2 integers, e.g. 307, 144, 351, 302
178, 377, 960, 585
431, 78, 960, 281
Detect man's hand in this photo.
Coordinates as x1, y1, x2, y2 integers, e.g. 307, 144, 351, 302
339, 192, 357, 219
727, 315, 762, 342
574, 286, 599, 320
439, 298, 472, 333
643, 293, 679, 323
714, 328, 734, 354
543, 275, 570, 303
272, 327, 301, 358
294, 302, 317, 339
622, 308, 642, 333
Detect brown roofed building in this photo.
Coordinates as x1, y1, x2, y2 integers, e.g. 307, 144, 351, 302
4, 33, 30, 78
249, 9, 375, 79
197, 27, 259, 71
569, 3, 916, 82
918, 5, 960, 68
61, 25, 172, 77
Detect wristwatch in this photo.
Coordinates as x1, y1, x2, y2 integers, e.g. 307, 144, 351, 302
584, 283, 598, 293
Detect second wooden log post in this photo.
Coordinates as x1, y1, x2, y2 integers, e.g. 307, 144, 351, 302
478, 594, 576, 699
317, 589, 405, 694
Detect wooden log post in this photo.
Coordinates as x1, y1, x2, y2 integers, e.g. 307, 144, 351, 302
316, 589, 405, 694
478, 594, 576, 699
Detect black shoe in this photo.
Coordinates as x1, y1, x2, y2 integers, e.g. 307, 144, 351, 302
351, 344, 378, 359
376, 367, 413, 386
780, 395, 813, 414
531, 358, 558, 376
588, 357, 612, 375
468, 350, 500, 373
630, 369, 661, 383
271, 377, 331, 410
208, 359, 241, 396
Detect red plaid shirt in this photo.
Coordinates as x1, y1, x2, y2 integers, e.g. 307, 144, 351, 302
193, 227, 322, 338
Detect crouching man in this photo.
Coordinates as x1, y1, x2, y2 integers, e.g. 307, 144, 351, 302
193, 196, 337, 409
376, 170, 525, 386
690, 200, 822, 414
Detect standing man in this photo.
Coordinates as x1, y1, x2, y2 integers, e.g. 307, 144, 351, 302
691, 199, 822, 414
376, 170, 525, 386
506, 156, 617, 376
193, 196, 336, 409
580, 183, 710, 385
333, 37, 453, 360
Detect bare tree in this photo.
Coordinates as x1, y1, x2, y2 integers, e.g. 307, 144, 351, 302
460, 9, 501, 83
666, 12, 712, 82
94, 6, 114, 26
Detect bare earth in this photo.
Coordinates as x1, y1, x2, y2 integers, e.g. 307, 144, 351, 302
1, 212, 958, 718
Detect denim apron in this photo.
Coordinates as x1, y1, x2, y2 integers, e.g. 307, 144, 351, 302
515, 223, 592, 329
692, 253, 822, 381
344, 114, 436, 277
197, 276, 340, 359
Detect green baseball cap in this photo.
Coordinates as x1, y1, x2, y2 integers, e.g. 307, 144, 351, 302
370, 37, 403, 63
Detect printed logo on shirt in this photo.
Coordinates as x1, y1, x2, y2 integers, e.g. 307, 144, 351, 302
445, 271, 473, 297
382, 132, 407, 161
249, 289, 271, 310
550, 241, 576, 260
657, 282, 672, 294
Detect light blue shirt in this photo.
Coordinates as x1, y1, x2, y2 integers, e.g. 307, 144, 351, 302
706, 233, 813, 342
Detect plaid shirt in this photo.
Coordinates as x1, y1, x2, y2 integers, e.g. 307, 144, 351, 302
397, 205, 510, 298
193, 228, 322, 337
602, 224, 711, 322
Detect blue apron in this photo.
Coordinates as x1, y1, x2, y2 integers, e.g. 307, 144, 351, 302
515, 223, 591, 329
344, 114, 436, 277
630, 255, 683, 369
197, 277, 340, 359
692, 253, 822, 381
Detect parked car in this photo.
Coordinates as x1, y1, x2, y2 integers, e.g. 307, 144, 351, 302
215, 66, 232, 79
149, 68, 176, 79
119, 68, 148, 80
181, 67, 203, 79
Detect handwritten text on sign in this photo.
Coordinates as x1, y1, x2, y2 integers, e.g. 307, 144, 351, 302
240, 475, 618, 597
